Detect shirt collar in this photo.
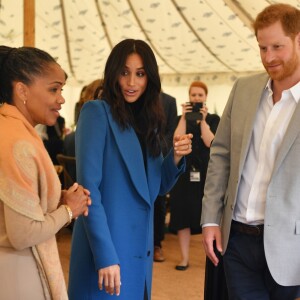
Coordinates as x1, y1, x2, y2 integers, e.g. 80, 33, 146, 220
265, 78, 300, 104
290, 81, 300, 103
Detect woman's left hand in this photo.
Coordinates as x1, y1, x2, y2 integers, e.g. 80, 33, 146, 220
173, 133, 193, 165
98, 265, 121, 296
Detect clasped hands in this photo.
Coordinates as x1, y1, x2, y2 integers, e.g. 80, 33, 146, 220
60, 183, 92, 219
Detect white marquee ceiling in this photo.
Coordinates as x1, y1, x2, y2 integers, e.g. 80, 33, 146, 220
1, 0, 300, 87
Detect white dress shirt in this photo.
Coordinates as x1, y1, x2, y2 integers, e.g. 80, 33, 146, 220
234, 79, 300, 225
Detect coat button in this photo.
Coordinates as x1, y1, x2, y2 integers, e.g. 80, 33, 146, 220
147, 251, 151, 256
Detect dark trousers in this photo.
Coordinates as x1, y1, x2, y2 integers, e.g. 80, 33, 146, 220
223, 228, 300, 300
204, 242, 229, 300
154, 195, 166, 247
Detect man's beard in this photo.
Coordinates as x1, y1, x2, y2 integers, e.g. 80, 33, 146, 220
264, 50, 299, 81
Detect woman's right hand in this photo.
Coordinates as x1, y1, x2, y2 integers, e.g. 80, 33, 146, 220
181, 102, 192, 118
60, 183, 91, 219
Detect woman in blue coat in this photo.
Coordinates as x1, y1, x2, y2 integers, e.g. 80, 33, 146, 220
68, 39, 193, 300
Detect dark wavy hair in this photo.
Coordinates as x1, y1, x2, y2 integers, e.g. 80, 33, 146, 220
0, 46, 61, 104
101, 39, 164, 157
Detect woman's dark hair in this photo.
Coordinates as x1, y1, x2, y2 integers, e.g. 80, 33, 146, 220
101, 39, 164, 157
0, 46, 59, 104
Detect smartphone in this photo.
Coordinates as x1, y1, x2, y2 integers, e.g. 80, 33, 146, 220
186, 102, 203, 121
192, 102, 203, 112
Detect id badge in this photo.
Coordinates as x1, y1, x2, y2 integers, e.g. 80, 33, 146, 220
190, 171, 200, 182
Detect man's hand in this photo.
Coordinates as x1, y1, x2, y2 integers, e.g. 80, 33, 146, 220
202, 226, 223, 266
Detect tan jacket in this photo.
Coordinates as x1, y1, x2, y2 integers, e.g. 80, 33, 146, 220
0, 103, 69, 299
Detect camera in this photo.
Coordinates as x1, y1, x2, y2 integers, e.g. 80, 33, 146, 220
185, 102, 203, 121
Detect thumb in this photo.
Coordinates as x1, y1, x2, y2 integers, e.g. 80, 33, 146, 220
215, 235, 223, 253
67, 182, 79, 192
174, 135, 180, 143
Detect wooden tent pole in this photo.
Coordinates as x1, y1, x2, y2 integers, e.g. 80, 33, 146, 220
23, 0, 35, 46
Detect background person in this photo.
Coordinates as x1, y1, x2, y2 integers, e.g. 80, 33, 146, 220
169, 81, 220, 271
74, 85, 87, 126
0, 46, 91, 300
153, 91, 178, 262
202, 4, 300, 299
68, 39, 193, 300
44, 115, 66, 165
63, 79, 104, 182
73, 79, 104, 127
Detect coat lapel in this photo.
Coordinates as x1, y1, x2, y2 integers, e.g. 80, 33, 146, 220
273, 100, 300, 175
102, 102, 151, 205
238, 74, 269, 174
146, 153, 162, 202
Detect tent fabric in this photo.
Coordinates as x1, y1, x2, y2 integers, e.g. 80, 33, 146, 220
0, 0, 299, 87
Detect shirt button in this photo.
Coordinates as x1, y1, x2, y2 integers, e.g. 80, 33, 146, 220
147, 251, 151, 256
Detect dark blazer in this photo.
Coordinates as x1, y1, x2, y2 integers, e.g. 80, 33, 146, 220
63, 132, 75, 157
160, 92, 177, 156
68, 100, 185, 299
63, 132, 76, 182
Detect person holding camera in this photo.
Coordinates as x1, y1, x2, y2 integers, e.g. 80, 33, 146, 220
169, 81, 220, 271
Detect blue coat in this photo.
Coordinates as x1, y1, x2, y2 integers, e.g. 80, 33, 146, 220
68, 100, 185, 299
